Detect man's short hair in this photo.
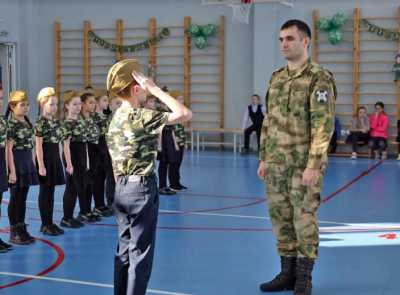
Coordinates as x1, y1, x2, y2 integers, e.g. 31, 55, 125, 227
281, 19, 311, 39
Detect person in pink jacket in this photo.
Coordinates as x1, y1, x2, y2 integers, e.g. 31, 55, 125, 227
369, 101, 389, 159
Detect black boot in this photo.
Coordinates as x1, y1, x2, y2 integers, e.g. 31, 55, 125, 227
18, 223, 35, 243
260, 256, 296, 292
294, 257, 314, 295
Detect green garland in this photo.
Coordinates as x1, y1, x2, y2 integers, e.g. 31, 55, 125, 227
88, 28, 170, 53
362, 19, 400, 41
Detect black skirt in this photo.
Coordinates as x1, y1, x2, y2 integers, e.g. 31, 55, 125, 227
0, 147, 8, 193
37, 143, 65, 186
64, 142, 89, 188
12, 149, 39, 188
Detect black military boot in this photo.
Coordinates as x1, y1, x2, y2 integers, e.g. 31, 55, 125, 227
259, 256, 296, 292
294, 257, 314, 295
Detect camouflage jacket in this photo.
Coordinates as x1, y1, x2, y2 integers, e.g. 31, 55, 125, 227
35, 116, 64, 144
7, 116, 35, 150
259, 60, 336, 169
84, 115, 101, 144
174, 124, 186, 147
92, 112, 109, 137
62, 117, 89, 143
0, 115, 7, 148
106, 104, 168, 176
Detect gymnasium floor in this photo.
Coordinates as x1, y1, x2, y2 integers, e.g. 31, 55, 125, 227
0, 151, 400, 295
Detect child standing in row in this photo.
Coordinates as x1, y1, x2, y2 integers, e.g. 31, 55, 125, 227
60, 91, 88, 228
35, 87, 65, 236
7, 90, 38, 245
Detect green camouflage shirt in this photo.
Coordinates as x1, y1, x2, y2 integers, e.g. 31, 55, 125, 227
35, 116, 64, 144
0, 115, 7, 148
106, 105, 168, 176
93, 112, 109, 136
174, 124, 186, 147
259, 60, 336, 169
7, 116, 35, 150
84, 115, 101, 144
62, 117, 88, 143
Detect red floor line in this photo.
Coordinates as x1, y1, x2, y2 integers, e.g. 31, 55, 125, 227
0, 237, 65, 290
322, 160, 383, 204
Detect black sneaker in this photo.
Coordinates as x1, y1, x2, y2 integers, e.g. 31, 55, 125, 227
60, 217, 82, 228
169, 186, 183, 192
0, 239, 12, 252
159, 187, 176, 195
0, 239, 13, 251
94, 207, 113, 217
89, 212, 102, 222
77, 213, 97, 223
50, 224, 64, 235
178, 184, 188, 190
40, 225, 59, 236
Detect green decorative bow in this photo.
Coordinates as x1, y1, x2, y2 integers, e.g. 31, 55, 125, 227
317, 12, 347, 45
187, 24, 218, 49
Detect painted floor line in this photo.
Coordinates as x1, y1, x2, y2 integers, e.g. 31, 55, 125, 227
0, 272, 193, 295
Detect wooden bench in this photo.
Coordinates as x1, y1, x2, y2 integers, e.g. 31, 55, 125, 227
331, 139, 399, 157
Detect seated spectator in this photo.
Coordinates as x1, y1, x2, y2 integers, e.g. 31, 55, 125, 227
369, 101, 389, 160
241, 94, 266, 154
346, 106, 370, 159
329, 116, 341, 154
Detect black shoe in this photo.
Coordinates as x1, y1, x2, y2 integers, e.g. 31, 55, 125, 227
19, 223, 35, 243
294, 257, 314, 295
0, 238, 12, 252
49, 224, 64, 235
60, 217, 83, 228
260, 256, 296, 292
9, 224, 33, 245
89, 212, 102, 222
40, 225, 59, 236
0, 238, 13, 251
159, 187, 176, 195
241, 148, 249, 155
94, 207, 113, 217
169, 186, 183, 192
77, 213, 97, 223
178, 184, 188, 190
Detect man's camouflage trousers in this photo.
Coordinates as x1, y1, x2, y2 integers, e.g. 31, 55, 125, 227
264, 163, 326, 259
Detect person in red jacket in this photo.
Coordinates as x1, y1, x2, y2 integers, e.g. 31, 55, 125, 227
369, 101, 389, 160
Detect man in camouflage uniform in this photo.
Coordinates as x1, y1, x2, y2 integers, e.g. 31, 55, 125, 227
257, 20, 336, 295
106, 59, 191, 295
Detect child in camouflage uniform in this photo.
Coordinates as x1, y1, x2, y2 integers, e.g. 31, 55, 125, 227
91, 90, 113, 217
169, 91, 187, 191
6, 90, 39, 245
0, 88, 12, 252
35, 87, 65, 236
80, 92, 101, 222
60, 90, 88, 228
106, 59, 192, 295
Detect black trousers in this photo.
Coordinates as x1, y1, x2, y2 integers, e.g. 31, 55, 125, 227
168, 146, 184, 188
346, 132, 370, 153
106, 164, 116, 207
113, 174, 159, 295
244, 124, 262, 150
8, 186, 30, 226
39, 185, 55, 226
369, 137, 387, 152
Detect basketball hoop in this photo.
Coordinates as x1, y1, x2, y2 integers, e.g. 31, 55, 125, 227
230, 0, 253, 24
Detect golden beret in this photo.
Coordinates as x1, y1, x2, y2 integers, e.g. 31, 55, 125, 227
37, 87, 56, 104
106, 59, 141, 98
9, 90, 28, 103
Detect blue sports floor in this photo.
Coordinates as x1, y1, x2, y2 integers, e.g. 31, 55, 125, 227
1, 151, 400, 295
